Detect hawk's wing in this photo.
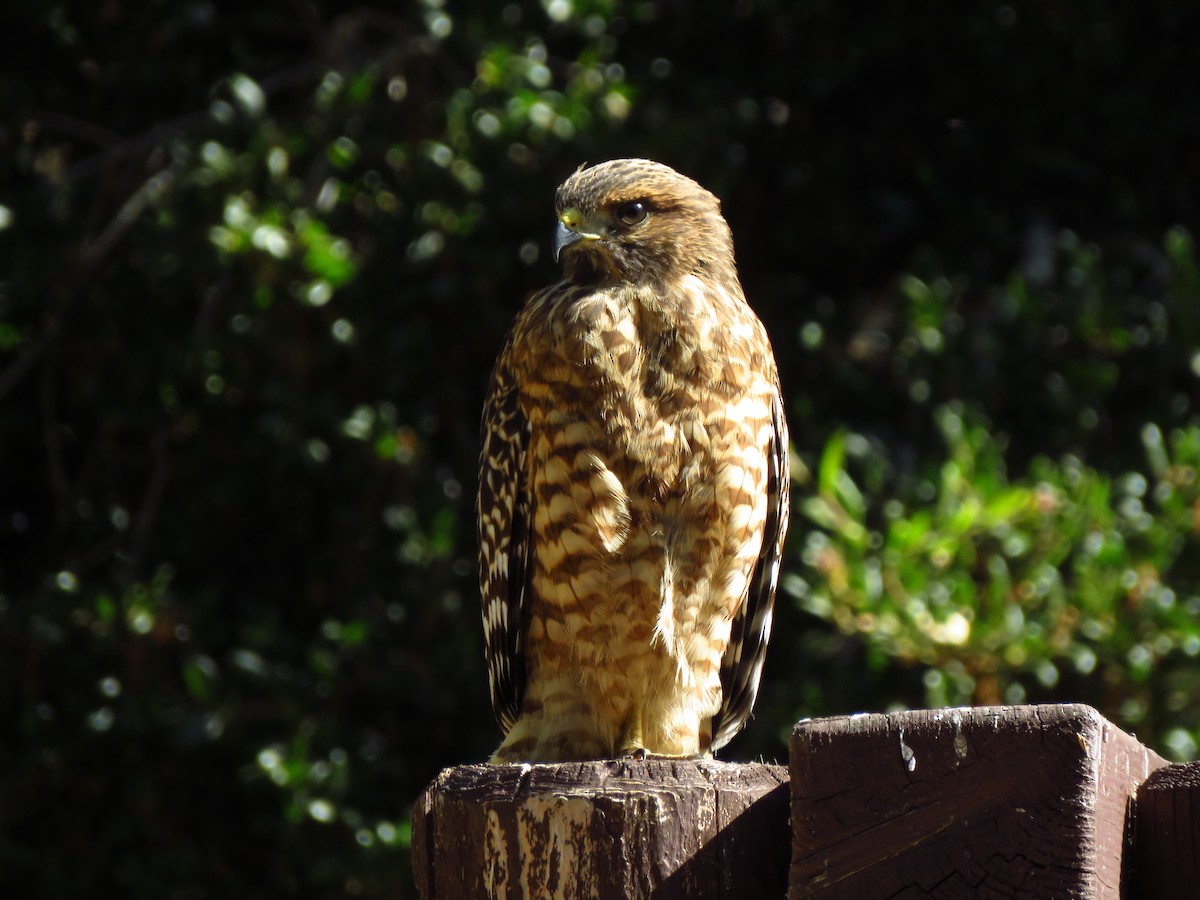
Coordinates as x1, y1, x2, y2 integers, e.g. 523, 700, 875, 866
711, 384, 790, 752
477, 342, 531, 733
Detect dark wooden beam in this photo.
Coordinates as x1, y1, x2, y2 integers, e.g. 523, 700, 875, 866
1131, 761, 1200, 899
789, 704, 1167, 899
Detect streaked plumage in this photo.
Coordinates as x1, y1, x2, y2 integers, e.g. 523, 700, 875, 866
478, 158, 789, 762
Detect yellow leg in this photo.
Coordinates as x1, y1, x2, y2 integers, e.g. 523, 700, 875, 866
617, 699, 646, 757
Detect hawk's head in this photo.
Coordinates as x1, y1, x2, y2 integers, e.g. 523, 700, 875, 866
553, 159, 737, 288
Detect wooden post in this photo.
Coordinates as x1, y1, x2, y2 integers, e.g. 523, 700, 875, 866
412, 758, 789, 899
1130, 761, 1200, 899
789, 704, 1166, 898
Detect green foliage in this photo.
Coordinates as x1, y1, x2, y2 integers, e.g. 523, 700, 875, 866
5, 1, 1200, 896
773, 230, 1200, 761
796, 408, 1200, 758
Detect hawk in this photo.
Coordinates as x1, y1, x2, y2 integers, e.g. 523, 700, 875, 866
478, 158, 789, 763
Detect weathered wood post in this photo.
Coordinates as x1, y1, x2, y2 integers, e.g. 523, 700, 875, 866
413, 705, 1179, 898
412, 758, 789, 899
788, 704, 1167, 898
1131, 760, 1200, 899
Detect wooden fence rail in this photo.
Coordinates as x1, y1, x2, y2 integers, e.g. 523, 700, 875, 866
413, 704, 1194, 898
1132, 760, 1200, 899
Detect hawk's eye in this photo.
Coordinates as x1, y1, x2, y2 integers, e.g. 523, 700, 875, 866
614, 200, 649, 227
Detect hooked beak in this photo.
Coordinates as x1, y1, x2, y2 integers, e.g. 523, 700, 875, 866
553, 207, 602, 262
553, 220, 583, 262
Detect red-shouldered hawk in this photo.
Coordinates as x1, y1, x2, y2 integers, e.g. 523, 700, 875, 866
478, 159, 789, 763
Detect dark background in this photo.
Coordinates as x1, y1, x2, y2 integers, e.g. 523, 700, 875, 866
4, 1, 1200, 895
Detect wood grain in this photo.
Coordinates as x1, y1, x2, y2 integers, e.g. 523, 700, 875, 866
413, 758, 789, 899
789, 704, 1166, 899
1131, 761, 1200, 899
